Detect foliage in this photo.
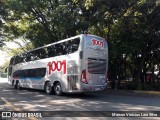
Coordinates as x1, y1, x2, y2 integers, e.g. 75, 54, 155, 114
0, 0, 160, 90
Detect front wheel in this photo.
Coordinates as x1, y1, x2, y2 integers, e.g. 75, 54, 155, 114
15, 81, 22, 90
54, 82, 62, 96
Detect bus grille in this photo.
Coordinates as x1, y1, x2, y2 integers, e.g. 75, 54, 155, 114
67, 75, 78, 91
88, 59, 106, 74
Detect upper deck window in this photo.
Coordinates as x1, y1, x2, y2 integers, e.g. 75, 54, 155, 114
13, 37, 80, 65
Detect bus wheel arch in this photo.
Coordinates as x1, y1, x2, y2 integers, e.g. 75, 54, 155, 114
44, 81, 53, 95
53, 81, 62, 96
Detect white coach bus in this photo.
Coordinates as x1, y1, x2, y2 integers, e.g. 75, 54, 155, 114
8, 34, 108, 95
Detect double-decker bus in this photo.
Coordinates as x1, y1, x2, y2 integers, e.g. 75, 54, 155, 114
8, 34, 108, 95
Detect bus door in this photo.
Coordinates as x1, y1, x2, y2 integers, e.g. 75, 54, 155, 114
82, 35, 108, 87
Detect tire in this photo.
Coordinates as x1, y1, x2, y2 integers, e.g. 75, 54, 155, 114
15, 81, 22, 90
54, 82, 62, 96
45, 82, 53, 95
12, 80, 14, 86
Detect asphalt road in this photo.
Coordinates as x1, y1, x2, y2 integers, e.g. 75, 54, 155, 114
0, 78, 160, 120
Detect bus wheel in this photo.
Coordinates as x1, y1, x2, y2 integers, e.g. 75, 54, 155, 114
15, 81, 22, 90
12, 80, 14, 86
45, 82, 53, 95
54, 82, 62, 96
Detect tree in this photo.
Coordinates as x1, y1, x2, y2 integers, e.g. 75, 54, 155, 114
109, 0, 160, 89
3, 0, 94, 48
0, 0, 7, 48
1, 0, 160, 90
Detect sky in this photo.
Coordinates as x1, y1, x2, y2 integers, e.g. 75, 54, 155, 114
0, 50, 8, 66
0, 40, 24, 67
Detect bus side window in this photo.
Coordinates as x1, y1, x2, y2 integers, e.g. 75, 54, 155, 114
26, 52, 31, 62
65, 41, 70, 54
13, 70, 21, 78
47, 46, 51, 57
21, 70, 25, 77
65, 38, 80, 54
35, 50, 42, 60
39, 48, 46, 59
28, 69, 36, 77
35, 68, 46, 77
44, 47, 49, 58
30, 52, 34, 61
54, 44, 58, 56
63, 42, 68, 55
72, 38, 80, 52
19, 54, 23, 63
65, 41, 72, 54
32, 50, 40, 61
48, 45, 55, 57
23, 54, 27, 62
14, 55, 20, 65
10, 57, 14, 65
33, 50, 38, 60
8, 66, 12, 77
59, 43, 65, 55
23, 70, 28, 77
40, 68, 46, 77
19, 70, 24, 78
55, 44, 63, 56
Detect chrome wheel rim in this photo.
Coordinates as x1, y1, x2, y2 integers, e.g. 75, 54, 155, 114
46, 85, 51, 93
55, 85, 61, 94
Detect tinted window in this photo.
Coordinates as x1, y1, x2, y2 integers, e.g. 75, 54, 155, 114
35, 68, 46, 77
55, 43, 63, 56
19, 54, 24, 63
10, 57, 14, 65
13, 68, 46, 78
26, 52, 31, 62
46, 37, 80, 58
14, 55, 20, 65
65, 38, 80, 54
23, 54, 27, 62
12, 37, 80, 65
47, 45, 55, 57
39, 48, 46, 59
8, 66, 12, 76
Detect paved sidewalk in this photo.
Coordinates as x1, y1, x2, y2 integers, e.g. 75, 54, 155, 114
0, 97, 7, 111
0, 78, 8, 112
103, 88, 160, 97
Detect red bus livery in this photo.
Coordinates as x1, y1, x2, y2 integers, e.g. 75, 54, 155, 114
47, 60, 66, 75
92, 39, 104, 48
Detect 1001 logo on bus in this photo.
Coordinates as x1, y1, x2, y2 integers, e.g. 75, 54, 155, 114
47, 60, 66, 75
92, 39, 104, 48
